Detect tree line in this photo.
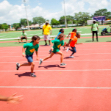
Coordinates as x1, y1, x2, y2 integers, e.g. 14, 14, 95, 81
0, 8, 111, 31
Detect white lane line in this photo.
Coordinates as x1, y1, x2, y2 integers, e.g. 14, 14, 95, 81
0, 59, 111, 63
0, 69, 111, 72
0, 86, 111, 89
0, 53, 111, 58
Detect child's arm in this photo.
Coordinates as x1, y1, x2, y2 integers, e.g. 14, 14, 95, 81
0, 94, 23, 103
22, 47, 26, 57
67, 33, 71, 38
36, 51, 39, 60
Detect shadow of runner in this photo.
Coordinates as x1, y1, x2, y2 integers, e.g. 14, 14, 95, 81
15, 72, 33, 77
38, 64, 65, 69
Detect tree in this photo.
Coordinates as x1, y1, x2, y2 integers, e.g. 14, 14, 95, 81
74, 12, 91, 25
20, 18, 28, 27
33, 16, 46, 24
0, 24, 3, 29
13, 23, 20, 30
1, 23, 9, 31
59, 15, 74, 24
51, 18, 60, 25
93, 9, 111, 19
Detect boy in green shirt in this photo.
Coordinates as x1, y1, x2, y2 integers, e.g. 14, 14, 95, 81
16, 35, 40, 77
39, 33, 66, 66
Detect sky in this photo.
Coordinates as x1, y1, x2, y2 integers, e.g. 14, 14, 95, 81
0, 0, 111, 24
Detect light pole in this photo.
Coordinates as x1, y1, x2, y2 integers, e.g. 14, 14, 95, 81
64, 0, 67, 28
23, 0, 30, 30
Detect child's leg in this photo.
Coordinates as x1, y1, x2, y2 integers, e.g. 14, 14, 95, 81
20, 62, 35, 73
56, 51, 64, 63
39, 52, 54, 65
56, 51, 66, 66
20, 63, 31, 67
43, 52, 54, 61
30, 62, 35, 73
70, 47, 76, 56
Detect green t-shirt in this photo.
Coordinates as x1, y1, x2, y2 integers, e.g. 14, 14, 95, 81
92, 23, 98, 31
23, 42, 39, 55
52, 39, 64, 52
22, 32, 27, 36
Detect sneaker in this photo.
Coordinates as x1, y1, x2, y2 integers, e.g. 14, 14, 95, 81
60, 63, 66, 66
66, 48, 69, 52
16, 63, 20, 70
69, 56, 74, 58
49, 49, 52, 54
31, 73, 36, 77
39, 59, 43, 65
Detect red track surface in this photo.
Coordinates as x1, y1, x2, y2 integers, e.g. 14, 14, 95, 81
0, 42, 111, 111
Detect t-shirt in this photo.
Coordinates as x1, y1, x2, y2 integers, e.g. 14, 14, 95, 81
23, 42, 39, 55
55, 32, 61, 40
102, 28, 107, 31
92, 24, 98, 31
52, 39, 64, 52
22, 32, 27, 36
70, 32, 76, 39
70, 37, 78, 47
43, 25, 52, 35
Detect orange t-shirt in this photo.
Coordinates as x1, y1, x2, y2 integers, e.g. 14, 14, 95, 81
70, 37, 78, 47
70, 32, 76, 39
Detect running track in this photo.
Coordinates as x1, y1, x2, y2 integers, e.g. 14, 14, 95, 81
0, 42, 111, 111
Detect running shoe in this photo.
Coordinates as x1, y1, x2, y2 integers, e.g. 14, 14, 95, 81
66, 48, 69, 52
60, 63, 66, 66
31, 73, 36, 77
39, 59, 43, 65
16, 63, 20, 70
69, 56, 74, 58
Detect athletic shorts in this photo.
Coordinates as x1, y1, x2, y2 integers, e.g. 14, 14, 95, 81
44, 35, 50, 40
21, 36, 27, 39
52, 49, 60, 53
26, 55, 33, 63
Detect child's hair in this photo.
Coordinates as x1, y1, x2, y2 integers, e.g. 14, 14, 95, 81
93, 21, 96, 24
72, 29, 77, 32
59, 29, 64, 33
57, 33, 65, 39
32, 35, 40, 42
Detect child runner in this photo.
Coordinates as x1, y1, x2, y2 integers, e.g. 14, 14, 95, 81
16, 35, 40, 77
66, 29, 77, 51
55, 29, 64, 40
66, 33, 80, 58
49, 29, 65, 53
39, 33, 66, 66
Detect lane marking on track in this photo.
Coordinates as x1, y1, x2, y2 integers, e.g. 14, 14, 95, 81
0, 86, 111, 89
0, 53, 111, 58
0, 59, 111, 63
0, 69, 111, 72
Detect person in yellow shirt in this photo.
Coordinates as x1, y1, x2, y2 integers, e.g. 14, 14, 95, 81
42, 21, 52, 46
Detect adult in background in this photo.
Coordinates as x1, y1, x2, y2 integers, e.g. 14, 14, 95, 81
91, 21, 99, 42
20, 30, 27, 43
42, 21, 52, 45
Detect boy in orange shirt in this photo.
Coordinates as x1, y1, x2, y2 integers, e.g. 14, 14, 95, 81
67, 29, 77, 40
66, 32, 80, 58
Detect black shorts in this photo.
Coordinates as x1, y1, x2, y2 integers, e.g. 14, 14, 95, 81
21, 37, 27, 39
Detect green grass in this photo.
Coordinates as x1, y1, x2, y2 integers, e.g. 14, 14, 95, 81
0, 37, 111, 47
0, 26, 111, 47
0, 26, 110, 41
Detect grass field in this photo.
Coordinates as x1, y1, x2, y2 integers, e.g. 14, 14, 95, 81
0, 26, 111, 47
